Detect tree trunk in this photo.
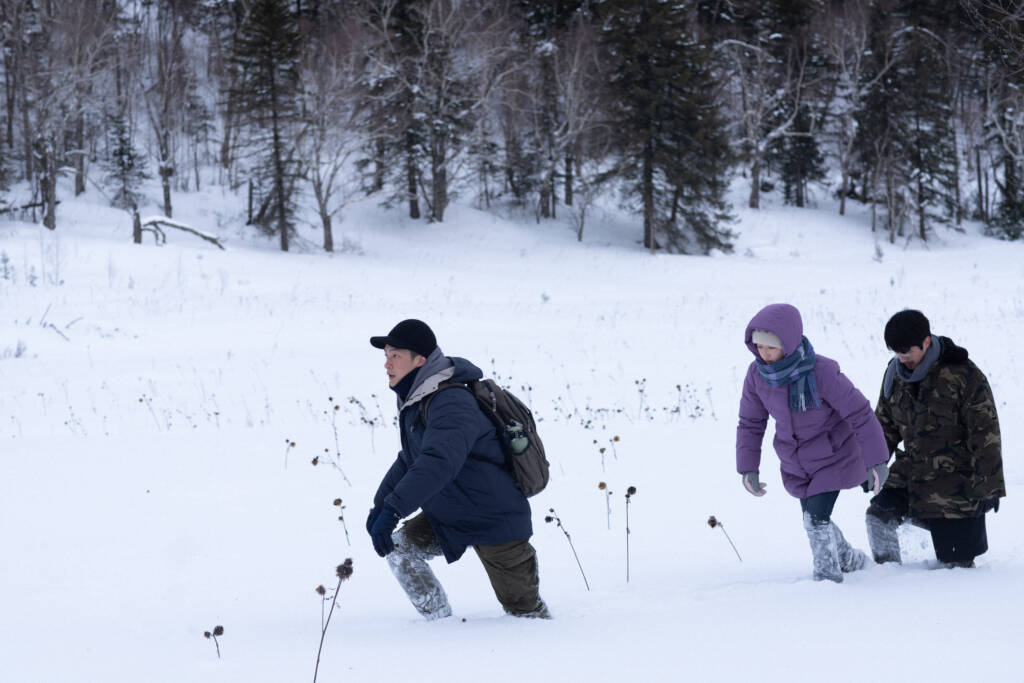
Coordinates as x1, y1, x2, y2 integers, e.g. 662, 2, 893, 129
321, 211, 333, 252
431, 127, 448, 222
840, 167, 849, 216
220, 94, 235, 176
976, 147, 984, 221
193, 139, 201, 191
749, 157, 761, 209
643, 135, 655, 253
984, 162, 990, 218
161, 172, 173, 217
886, 167, 895, 244
19, 57, 32, 182
133, 210, 142, 244
564, 154, 574, 206
432, 160, 447, 222
405, 131, 420, 219
159, 131, 173, 217
74, 110, 86, 196
550, 169, 556, 219
951, 122, 961, 228
917, 177, 926, 241
4, 52, 14, 148
539, 172, 551, 219
43, 138, 57, 230
270, 81, 289, 252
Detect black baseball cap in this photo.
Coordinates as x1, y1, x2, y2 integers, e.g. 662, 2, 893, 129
370, 319, 437, 357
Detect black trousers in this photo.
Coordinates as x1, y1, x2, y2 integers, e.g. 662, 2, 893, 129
867, 487, 988, 563
800, 490, 840, 525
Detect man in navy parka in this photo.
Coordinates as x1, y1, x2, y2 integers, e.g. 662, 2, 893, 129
366, 319, 550, 619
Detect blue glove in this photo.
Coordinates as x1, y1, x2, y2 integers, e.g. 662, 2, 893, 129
741, 471, 766, 497
366, 506, 381, 535
369, 505, 401, 557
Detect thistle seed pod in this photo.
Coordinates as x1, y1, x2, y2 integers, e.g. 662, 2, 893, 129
336, 558, 354, 580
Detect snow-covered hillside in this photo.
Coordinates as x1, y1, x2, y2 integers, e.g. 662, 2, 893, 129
2, 183, 1020, 683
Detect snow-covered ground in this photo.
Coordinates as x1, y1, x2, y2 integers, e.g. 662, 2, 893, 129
2, 180, 1021, 682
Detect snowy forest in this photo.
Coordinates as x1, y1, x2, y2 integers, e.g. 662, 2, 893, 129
3, 0, 1024, 254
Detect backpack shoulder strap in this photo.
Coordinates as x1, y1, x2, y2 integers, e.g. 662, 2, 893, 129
417, 381, 472, 426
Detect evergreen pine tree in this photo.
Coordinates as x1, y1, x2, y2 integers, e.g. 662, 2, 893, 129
357, 1, 427, 219
989, 103, 1024, 239
601, 0, 734, 253
900, 27, 957, 239
228, 0, 302, 251
514, 0, 590, 217
854, 1, 959, 241
760, 0, 829, 209
104, 109, 149, 210
767, 103, 827, 207
992, 148, 1024, 239
853, 2, 910, 239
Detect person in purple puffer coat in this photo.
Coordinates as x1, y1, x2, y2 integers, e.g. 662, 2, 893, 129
736, 303, 890, 582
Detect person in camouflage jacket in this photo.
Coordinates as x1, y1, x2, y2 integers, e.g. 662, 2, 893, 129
867, 310, 1006, 567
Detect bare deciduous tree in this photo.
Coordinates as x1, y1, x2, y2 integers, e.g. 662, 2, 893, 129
297, 15, 368, 252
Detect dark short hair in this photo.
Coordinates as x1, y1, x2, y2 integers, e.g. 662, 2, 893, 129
884, 310, 930, 353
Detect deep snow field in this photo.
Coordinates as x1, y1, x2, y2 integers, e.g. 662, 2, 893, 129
1, 177, 1021, 683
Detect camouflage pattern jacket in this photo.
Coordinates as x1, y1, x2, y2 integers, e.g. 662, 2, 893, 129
875, 337, 1006, 519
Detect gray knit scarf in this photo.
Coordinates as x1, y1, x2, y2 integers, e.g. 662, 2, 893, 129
882, 335, 942, 398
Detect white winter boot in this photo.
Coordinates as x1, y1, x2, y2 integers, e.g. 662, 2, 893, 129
804, 513, 843, 583
865, 513, 902, 564
831, 523, 869, 573
386, 528, 453, 620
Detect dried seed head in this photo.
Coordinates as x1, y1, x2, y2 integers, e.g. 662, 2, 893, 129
213, 626, 224, 636
336, 558, 354, 580
333, 498, 342, 506
707, 516, 718, 528
613, 435, 620, 442
544, 516, 554, 523
598, 482, 607, 490
316, 585, 326, 595
204, 631, 211, 639
311, 456, 319, 465
626, 486, 637, 496
290, 441, 296, 448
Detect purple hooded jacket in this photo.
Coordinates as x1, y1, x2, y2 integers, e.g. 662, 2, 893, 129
736, 304, 888, 498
